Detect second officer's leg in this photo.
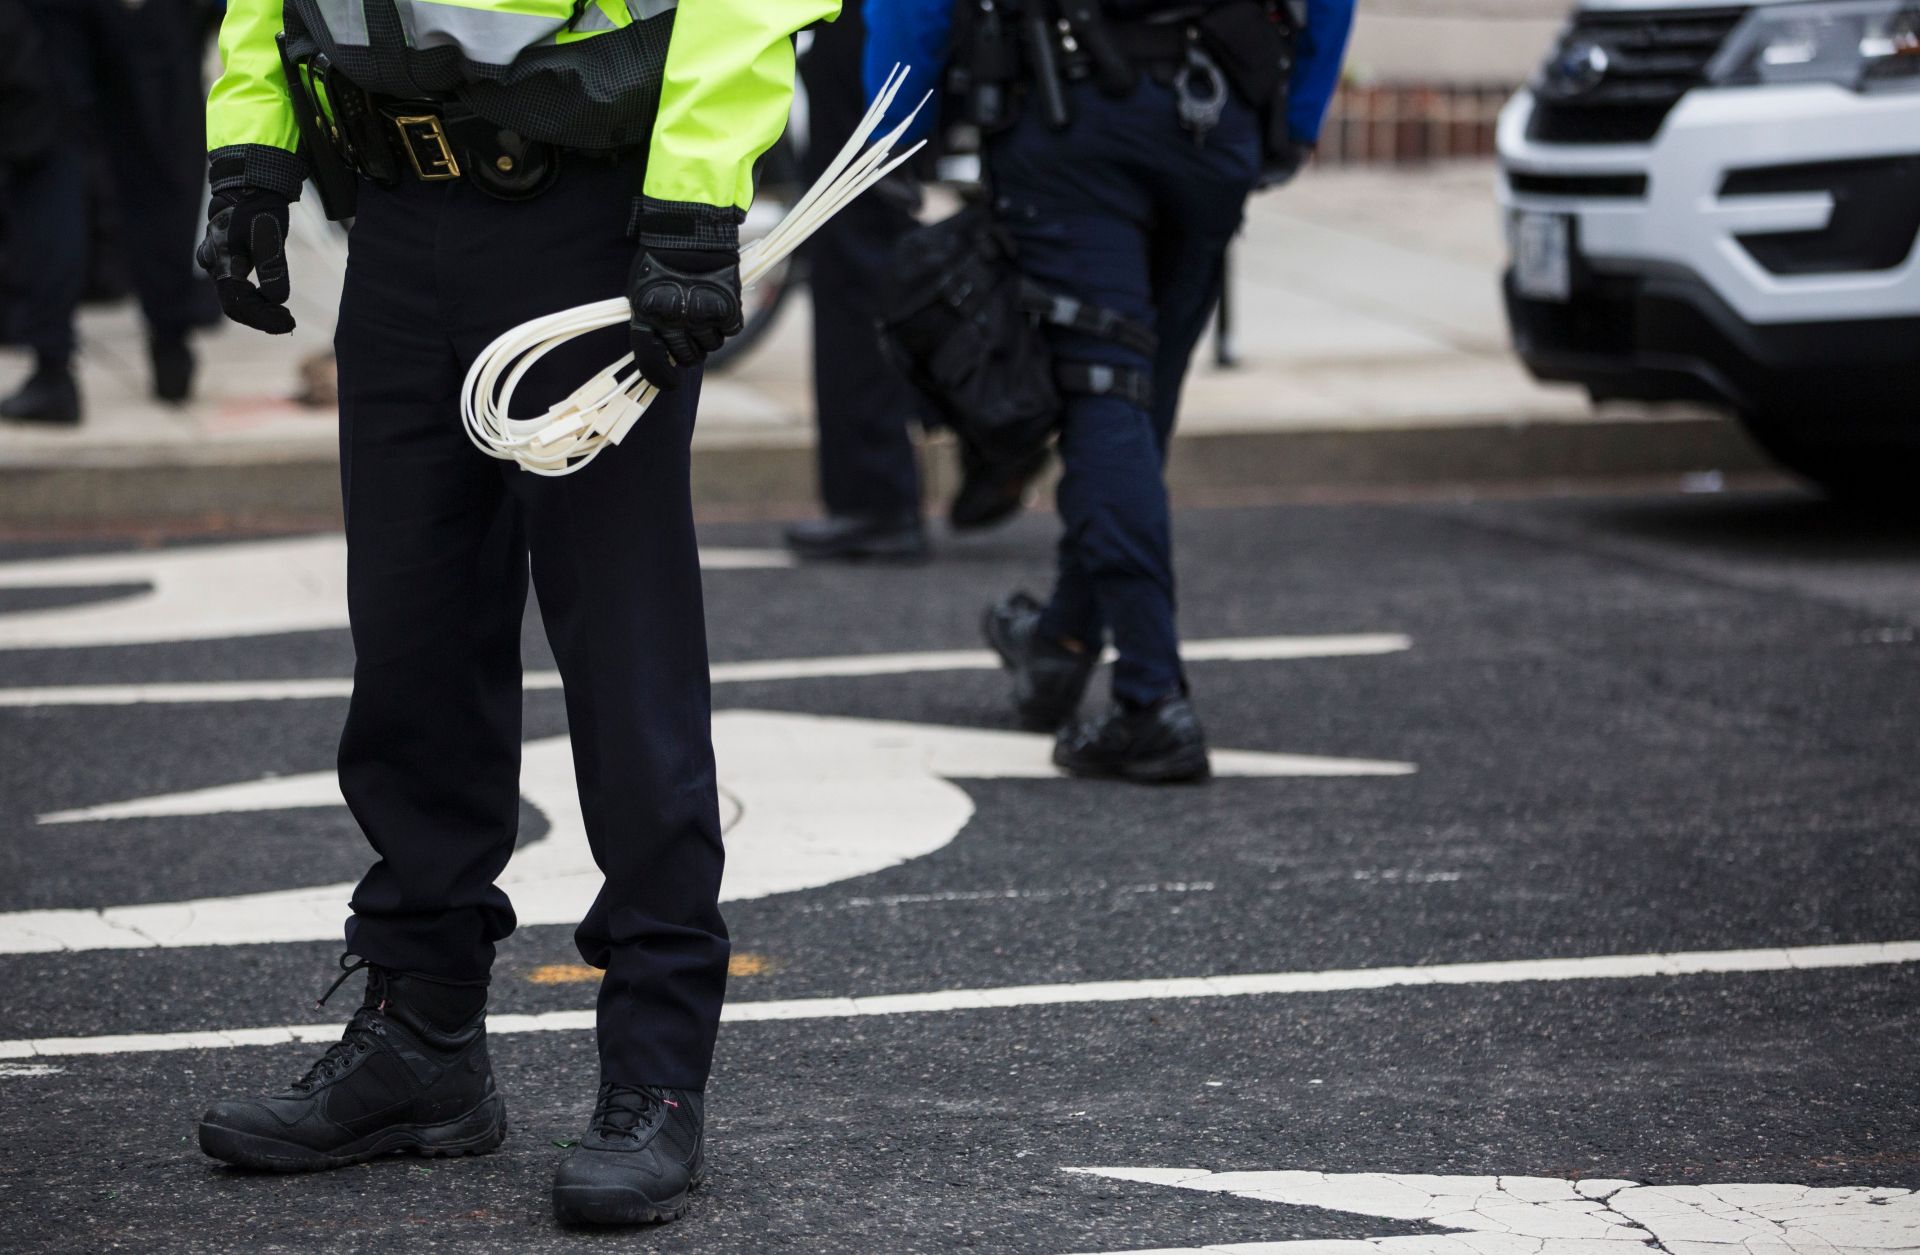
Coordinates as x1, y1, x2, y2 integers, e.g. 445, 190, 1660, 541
987, 83, 1212, 780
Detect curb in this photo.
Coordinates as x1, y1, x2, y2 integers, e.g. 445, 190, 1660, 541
0, 413, 1770, 525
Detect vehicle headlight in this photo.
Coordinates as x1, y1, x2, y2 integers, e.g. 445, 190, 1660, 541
1708, 0, 1920, 91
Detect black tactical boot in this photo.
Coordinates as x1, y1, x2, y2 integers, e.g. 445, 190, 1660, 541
198, 958, 505, 1172
783, 512, 929, 562
1054, 693, 1211, 783
553, 1083, 705, 1226
950, 444, 1047, 533
0, 363, 80, 425
983, 591, 1097, 730
150, 335, 196, 404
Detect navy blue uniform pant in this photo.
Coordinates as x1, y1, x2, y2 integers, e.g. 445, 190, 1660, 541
799, 4, 924, 519
988, 80, 1259, 706
334, 161, 728, 1091
5, 0, 213, 359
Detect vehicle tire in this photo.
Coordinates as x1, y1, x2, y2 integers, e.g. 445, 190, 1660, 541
1739, 410, 1920, 509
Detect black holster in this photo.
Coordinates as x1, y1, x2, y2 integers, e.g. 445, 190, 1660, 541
276, 33, 359, 219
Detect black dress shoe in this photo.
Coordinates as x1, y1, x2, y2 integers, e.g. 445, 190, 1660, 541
197, 959, 505, 1172
783, 512, 929, 562
982, 591, 1098, 731
150, 335, 195, 404
553, 1084, 705, 1226
0, 367, 81, 425
1054, 694, 1211, 784
950, 444, 1048, 533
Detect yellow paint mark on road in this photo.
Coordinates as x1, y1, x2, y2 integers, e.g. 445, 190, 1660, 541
528, 964, 599, 985
728, 952, 775, 977
526, 954, 775, 985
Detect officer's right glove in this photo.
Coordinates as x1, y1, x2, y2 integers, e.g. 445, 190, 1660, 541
197, 187, 296, 335
627, 198, 745, 391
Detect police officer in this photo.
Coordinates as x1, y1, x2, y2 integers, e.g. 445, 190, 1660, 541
868, 0, 1352, 782
193, 0, 834, 1225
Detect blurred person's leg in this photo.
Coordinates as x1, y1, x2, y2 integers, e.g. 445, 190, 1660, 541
784, 5, 929, 563
0, 0, 90, 424
93, 0, 217, 402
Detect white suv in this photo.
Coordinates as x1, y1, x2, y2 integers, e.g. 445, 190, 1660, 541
1497, 0, 1920, 498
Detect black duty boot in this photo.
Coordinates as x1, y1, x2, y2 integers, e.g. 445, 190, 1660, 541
1054, 694, 1211, 783
150, 335, 196, 404
553, 1084, 705, 1226
982, 591, 1097, 730
950, 444, 1048, 533
783, 512, 929, 562
198, 958, 504, 1172
0, 364, 80, 425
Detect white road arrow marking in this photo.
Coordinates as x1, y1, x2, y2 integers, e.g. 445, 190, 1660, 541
1061, 1168, 1920, 1253
0, 534, 790, 650
0, 710, 1411, 955
0, 633, 1412, 707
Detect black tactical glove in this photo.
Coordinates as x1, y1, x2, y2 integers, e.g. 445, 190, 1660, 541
1256, 139, 1312, 191
628, 198, 744, 391
197, 187, 295, 335
626, 247, 743, 391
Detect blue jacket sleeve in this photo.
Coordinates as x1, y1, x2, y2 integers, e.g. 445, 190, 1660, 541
862, 0, 955, 139
1288, 0, 1356, 145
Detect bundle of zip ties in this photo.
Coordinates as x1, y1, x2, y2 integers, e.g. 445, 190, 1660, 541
461, 67, 927, 476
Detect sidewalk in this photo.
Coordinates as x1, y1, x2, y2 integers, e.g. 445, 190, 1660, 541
0, 161, 1765, 524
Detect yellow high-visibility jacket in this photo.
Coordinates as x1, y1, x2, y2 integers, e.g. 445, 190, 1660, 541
206, 0, 839, 211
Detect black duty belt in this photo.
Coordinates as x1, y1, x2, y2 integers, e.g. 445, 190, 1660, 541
370, 97, 618, 200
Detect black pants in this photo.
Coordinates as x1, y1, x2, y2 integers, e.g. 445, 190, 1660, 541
989, 81, 1259, 705
799, 6, 924, 519
4, 0, 212, 359
334, 160, 728, 1091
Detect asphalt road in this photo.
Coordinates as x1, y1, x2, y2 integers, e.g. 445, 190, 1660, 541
0, 486, 1916, 1253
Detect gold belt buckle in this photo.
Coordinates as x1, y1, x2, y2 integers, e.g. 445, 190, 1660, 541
392, 113, 462, 181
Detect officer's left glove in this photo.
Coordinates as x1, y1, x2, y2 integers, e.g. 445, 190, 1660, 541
197, 186, 296, 335
628, 199, 744, 391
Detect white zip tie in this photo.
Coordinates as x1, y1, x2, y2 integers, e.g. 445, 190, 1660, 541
461, 67, 928, 477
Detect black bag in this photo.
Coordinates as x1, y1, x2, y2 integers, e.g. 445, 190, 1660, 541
880, 205, 1156, 462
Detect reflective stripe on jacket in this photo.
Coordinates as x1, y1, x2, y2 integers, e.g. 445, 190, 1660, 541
206, 0, 839, 210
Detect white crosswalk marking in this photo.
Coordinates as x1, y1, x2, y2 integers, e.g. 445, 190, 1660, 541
2, 941, 1913, 1060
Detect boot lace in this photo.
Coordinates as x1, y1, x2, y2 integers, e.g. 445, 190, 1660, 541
589, 1083, 671, 1141
290, 955, 388, 1093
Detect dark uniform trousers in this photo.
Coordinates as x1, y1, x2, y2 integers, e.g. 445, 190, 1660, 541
6, 0, 213, 358
799, 2, 924, 519
988, 80, 1260, 707
334, 159, 728, 1091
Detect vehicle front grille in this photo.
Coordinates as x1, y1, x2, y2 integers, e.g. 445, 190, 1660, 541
1526, 7, 1745, 145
